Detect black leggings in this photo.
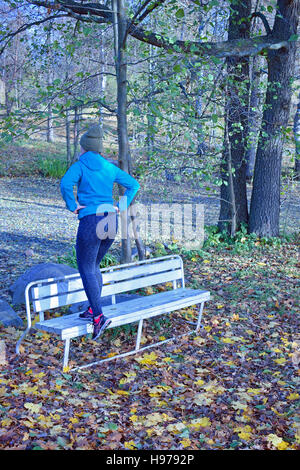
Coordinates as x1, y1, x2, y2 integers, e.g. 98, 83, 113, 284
76, 212, 118, 318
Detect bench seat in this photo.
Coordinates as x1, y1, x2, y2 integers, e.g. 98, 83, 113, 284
33, 287, 210, 340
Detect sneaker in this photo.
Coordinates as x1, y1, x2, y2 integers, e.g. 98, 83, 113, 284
79, 306, 94, 320
92, 314, 112, 340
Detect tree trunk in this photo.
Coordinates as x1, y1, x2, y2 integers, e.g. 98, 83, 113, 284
66, 107, 71, 165
249, 0, 300, 237
294, 92, 300, 177
218, 0, 251, 234
98, 29, 105, 155
72, 105, 80, 163
113, 0, 132, 263
46, 22, 54, 143
146, 37, 156, 160
245, 54, 264, 180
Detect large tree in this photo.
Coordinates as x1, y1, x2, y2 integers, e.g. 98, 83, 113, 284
249, 0, 300, 236
218, 0, 251, 235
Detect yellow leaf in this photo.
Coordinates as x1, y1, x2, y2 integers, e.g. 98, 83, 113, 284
162, 357, 174, 363
180, 438, 191, 448
287, 393, 299, 400
166, 422, 186, 433
24, 402, 42, 414
149, 385, 171, 397
116, 390, 129, 396
135, 351, 158, 366
277, 441, 289, 450
234, 425, 252, 440
1, 418, 13, 427
124, 440, 137, 450
274, 358, 286, 364
119, 376, 135, 385
144, 412, 173, 427
246, 388, 262, 395
222, 337, 234, 344
238, 431, 251, 441
194, 379, 205, 386
189, 417, 211, 429
267, 433, 289, 449
70, 417, 79, 424
22, 420, 35, 428
203, 260, 210, 264
216, 304, 224, 309
129, 415, 138, 423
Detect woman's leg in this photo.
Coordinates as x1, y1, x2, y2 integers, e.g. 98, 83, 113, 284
94, 212, 118, 297
76, 214, 105, 317
76, 213, 118, 318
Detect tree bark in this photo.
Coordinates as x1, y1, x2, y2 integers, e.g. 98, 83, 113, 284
294, 92, 300, 177
66, 107, 71, 165
218, 0, 251, 234
113, 0, 132, 263
98, 29, 105, 155
245, 54, 264, 180
249, 0, 300, 237
46, 21, 54, 143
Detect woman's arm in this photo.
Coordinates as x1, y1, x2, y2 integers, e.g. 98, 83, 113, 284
114, 167, 140, 212
60, 162, 83, 213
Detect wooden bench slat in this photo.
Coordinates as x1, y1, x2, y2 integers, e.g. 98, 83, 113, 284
32, 257, 182, 300
33, 268, 183, 313
33, 288, 210, 339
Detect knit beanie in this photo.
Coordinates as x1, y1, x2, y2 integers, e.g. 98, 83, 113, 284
80, 125, 102, 153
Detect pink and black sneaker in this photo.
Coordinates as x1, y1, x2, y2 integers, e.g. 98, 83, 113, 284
79, 306, 94, 320
92, 314, 112, 340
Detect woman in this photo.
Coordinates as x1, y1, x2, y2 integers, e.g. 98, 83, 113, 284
60, 125, 140, 340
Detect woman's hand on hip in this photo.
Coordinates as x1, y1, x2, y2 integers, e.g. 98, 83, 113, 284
74, 204, 86, 214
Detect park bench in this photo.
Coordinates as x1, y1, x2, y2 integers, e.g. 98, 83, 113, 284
16, 254, 210, 371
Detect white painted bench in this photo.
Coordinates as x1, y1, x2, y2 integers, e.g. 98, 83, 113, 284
16, 254, 210, 371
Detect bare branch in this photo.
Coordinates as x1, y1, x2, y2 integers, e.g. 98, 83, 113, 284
12, 1, 297, 58
0, 12, 68, 55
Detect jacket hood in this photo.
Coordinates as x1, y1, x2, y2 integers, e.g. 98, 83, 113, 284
79, 151, 104, 171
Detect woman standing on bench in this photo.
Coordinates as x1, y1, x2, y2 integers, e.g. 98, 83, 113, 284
60, 125, 140, 340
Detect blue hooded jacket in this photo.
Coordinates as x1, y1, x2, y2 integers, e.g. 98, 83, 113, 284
60, 151, 140, 219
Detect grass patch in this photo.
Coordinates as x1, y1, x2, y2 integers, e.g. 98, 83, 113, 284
36, 155, 68, 178
57, 246, 118, 269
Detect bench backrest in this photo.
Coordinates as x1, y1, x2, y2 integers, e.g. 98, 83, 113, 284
26, 255, 185, 314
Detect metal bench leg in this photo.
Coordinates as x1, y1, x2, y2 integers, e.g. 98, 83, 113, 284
63, 339, 71, 370
135, 319, 143, 351
16, 327, 31, 355
195, 302, 205, 333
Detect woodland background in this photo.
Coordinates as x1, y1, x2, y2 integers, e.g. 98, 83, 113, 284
0, 0, 299, 451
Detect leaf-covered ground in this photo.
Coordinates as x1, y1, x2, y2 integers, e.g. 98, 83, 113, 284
0, 237, 299, 450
